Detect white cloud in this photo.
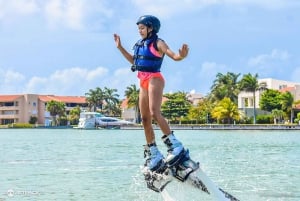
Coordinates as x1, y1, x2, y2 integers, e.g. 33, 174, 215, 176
0, 66, 135, 96
24, 66, 109, 95
0, 61, 139, 97
2, 70, 25, 84
131, 0, 209, 18
86, 67, 108, 81
0, 69, 26, 94
131, 0, 300, 18
44, 0, 85, 30
0, 0, 39, 21
248, 49, 291, 67
1, 0, 298, 29
0, 0, 114, 30
43, 0, 115, 30
25, 76, 48, 92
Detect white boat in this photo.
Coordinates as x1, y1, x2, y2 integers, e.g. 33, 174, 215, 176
74, 112, 134, 129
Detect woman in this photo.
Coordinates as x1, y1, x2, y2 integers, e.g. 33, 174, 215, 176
114, 15, 189, 172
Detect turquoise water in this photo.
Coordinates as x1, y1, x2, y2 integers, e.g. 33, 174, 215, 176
0, 129, 299, 201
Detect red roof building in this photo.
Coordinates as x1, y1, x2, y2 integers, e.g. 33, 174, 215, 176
0, 94, 87, 125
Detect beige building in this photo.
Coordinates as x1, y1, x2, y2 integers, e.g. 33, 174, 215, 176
238, 78, 300, 120
0, 94, 87, 125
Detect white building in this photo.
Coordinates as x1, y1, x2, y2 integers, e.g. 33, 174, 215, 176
238, 78, 300, 120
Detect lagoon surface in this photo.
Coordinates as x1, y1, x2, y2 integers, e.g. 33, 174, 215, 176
0, 129, 299, 201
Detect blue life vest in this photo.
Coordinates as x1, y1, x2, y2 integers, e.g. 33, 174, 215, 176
132, 35, 164, 72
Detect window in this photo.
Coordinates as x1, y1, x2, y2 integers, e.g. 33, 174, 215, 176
249, 98, 254, 107
4, 102, 14, 106
244, 98, 249, 107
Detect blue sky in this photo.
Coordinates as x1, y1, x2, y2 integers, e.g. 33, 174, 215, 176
0, 0, 299, 98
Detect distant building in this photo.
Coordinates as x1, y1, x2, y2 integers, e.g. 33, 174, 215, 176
120, 98, 136, 123
238, 78, 300, 121
187, 93, 204, 105
0, 94, 87, 125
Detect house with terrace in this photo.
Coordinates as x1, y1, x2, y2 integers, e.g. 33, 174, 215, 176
238, 78, 300, 122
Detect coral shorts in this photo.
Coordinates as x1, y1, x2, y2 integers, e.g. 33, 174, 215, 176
137, 71, 164, 90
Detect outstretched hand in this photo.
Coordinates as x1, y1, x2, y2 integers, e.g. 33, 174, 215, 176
113, 34, 121, 48
179, 44, 189, 59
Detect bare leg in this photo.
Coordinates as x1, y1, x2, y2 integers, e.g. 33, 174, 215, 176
139, 87, 156, 144
148, 77, 171, 135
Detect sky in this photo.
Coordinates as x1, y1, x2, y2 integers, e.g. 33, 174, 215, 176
0, 0, 300, 98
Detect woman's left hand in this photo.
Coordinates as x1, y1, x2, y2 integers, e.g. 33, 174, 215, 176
179, 44, 189, 59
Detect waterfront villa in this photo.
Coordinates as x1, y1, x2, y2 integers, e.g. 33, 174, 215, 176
238, 78, 300, 121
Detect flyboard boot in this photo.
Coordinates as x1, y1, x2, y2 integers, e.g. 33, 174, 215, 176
162, 132, 199, 182
142, 143, 171, 192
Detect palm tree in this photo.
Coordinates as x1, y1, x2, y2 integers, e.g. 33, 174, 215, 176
103, 87, 120, 116
238, 73, 259, 124
46, 100, 66, 126
209, 72, 241, 103
280, 91, 294, 123
85, 88, 98, 112
85, 87, 105, 112
69, 106, 81, 125
125, 84, 140, 123
271, 109, 284, 124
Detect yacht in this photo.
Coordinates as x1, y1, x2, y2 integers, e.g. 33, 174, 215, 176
74, 112, 133, 129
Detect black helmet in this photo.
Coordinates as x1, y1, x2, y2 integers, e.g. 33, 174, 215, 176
136, 15, 160, 33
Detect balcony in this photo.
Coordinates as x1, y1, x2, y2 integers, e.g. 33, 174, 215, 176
0, 114, 19, 119
0, 106, 20, 110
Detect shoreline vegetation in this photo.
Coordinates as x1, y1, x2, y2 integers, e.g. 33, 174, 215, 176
1, 123, 300, 130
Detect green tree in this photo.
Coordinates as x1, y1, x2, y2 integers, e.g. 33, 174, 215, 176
292, 100, 300, 123
271, 109, 284, 124
294, 112, 300, 124
188, 98, 213, 124
256, 114, 273, 124
280, 91, 294, 122
69, 106, 81, 125
124, 84, 140, 123
211, 97, 240, 124
259, 89, 282, 112
103, 87, 120, 116
162, 92, 192, 123
29, 116, 38, 124
46, 100, 66, 126
209, 72, 241, 103
85, 87, 105, 112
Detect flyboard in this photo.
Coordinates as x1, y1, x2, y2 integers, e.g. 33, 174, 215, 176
142, 149, 239, 201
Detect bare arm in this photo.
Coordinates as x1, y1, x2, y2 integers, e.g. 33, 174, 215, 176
157, 40, 189, 61
113, 34, 134, 64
